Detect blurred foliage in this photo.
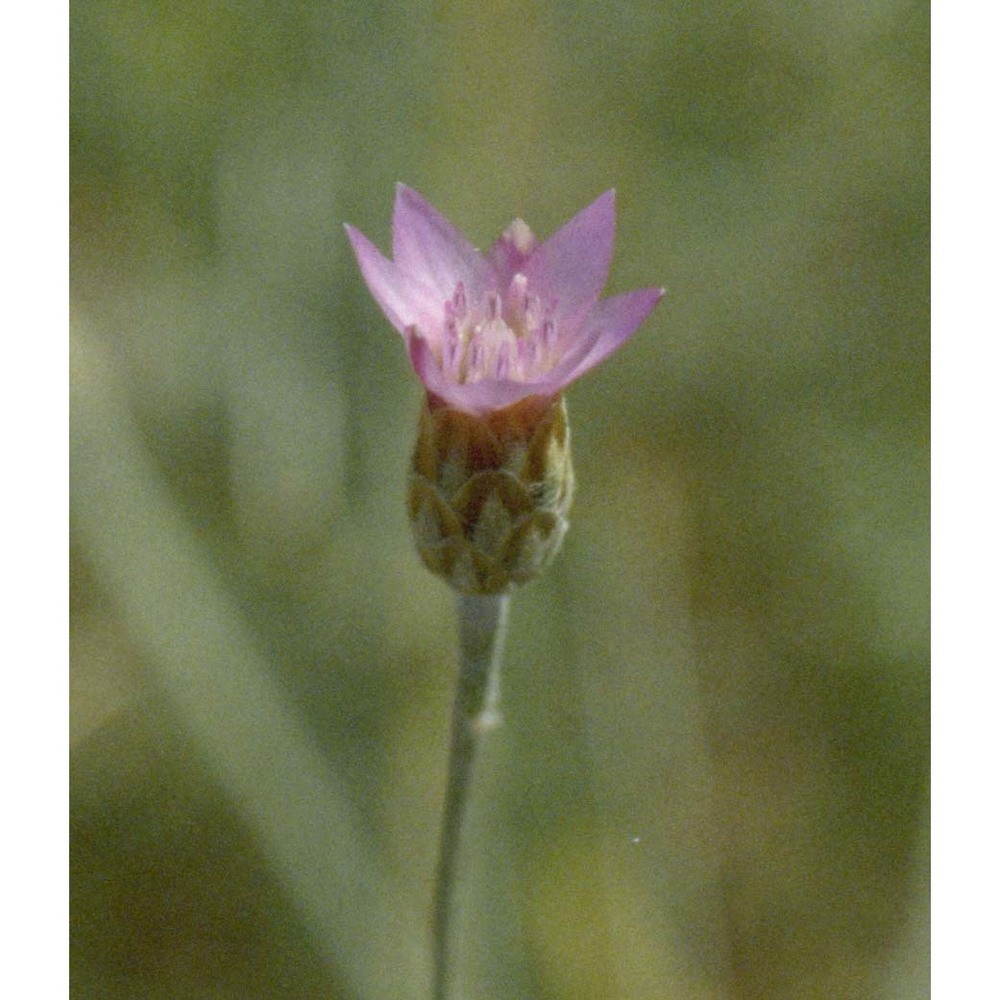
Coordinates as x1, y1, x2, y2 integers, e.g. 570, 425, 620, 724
71, 1, 929, 998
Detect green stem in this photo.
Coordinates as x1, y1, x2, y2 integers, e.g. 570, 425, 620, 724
432, 592, 510, 1000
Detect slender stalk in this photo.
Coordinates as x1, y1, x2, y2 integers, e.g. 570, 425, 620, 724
432, 592, 510, 1000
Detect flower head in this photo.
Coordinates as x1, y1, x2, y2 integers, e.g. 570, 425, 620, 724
345, 185, 663, 416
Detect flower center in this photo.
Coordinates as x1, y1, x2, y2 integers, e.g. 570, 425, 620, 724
440, 276, 558, 384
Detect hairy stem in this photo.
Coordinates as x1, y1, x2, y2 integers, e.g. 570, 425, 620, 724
432, 592, 510, 1000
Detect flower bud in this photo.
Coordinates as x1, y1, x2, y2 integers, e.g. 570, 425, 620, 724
408, 394, 574, 595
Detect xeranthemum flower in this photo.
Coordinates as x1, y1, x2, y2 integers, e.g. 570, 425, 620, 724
345, 185, 663, 417
346, 185, 664, 594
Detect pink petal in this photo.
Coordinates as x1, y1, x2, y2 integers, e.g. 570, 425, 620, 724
392, 185, 494, 304
533, 286, 666, 393
345, 224, 444, 339
523, 190, 617, 331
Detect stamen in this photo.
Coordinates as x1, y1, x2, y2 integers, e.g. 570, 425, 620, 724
443, 325, 461, 375
541, 318, 557, 350
518, 337, 538, 374
494, 341, 513, 379
508, 273, 529, 309
523, 293, 542, 334
467, 335, 484, 375
501, 274, 529, 338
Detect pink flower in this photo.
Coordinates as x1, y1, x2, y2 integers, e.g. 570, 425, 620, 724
345, 185, 664, 416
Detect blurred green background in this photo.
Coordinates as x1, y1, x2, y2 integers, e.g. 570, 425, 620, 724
70, 1, 929, 998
